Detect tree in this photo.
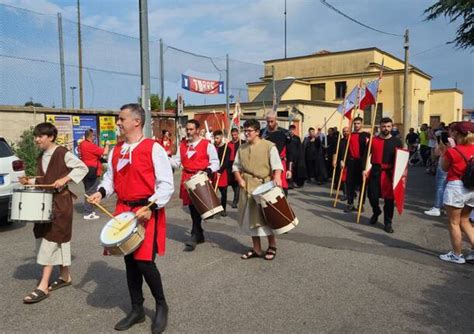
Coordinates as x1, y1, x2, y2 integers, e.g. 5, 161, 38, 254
150, 93, 161, 110
11, 127, 41, 176
24, 101, 44, 107
424, 0, 474, 49
165, 96, 175, 109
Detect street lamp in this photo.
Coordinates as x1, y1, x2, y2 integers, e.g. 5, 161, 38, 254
70, 86, 77, 109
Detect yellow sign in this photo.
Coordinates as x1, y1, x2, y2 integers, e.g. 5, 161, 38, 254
46, 114, 73, 151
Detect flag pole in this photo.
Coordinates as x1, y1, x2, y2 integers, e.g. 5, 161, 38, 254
333, 82, 364, 208
356, 61, 384, 223
330, 109, 345, 196
214, 101, 240, 192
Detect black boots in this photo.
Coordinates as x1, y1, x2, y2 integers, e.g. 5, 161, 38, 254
184, 234, 205, 252
115, 304, 145, 331
152, 301, 169, 333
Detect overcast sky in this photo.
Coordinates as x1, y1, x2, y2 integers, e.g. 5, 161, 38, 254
1, 0, 472, 108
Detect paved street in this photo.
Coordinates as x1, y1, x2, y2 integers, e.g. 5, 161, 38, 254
0, 167, 473, 333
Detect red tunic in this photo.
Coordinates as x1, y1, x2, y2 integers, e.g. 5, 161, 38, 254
179, 139, 211, 205
156, 138, 173, 156
111, 139, 166, 260
370, 137, 394, 199
78, 139, 104, 176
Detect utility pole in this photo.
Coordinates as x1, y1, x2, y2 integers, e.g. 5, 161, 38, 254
160, 39, 165, 114
284, 0, 287, 58
226, 54, 230, 118
77, 0, 84, 109
403, 29, 410, 143
57, 13, 66, 109
70, 86, 77, 109
139, 0, 152, 137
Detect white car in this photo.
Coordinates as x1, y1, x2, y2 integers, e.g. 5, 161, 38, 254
0, 138, 25, 224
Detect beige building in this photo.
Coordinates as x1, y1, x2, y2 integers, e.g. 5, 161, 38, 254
246, 47, 463, 133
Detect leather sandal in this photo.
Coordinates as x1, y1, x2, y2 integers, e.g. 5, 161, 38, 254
241, 249, 262, 260
264, 246, 277, 261
23, 289, 49, 304
48, 278, 72, 291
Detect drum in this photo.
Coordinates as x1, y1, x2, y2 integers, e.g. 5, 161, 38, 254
252, 181, 299, 234
184, 172, 223, 219
9, 188, 53, 223
100, 212, 145, 256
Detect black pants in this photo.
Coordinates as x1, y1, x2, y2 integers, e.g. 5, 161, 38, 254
420, 145, 430, 166
306, 159, 317, 180
367, 171, 394, 225
346, 158, 363, 205
189, 205, 203, 237
124, 255, 165, 306
82, 168, 99, 215
231, 184, 240, 206
218, 186, 227, 211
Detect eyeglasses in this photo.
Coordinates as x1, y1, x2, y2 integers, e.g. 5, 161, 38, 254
243, 129, 256, 133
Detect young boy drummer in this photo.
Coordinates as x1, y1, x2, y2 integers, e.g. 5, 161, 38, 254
232, 119, 283, 260
19, 122, 88, 303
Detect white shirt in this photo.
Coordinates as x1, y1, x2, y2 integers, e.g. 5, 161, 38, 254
99, 140, 174, 209
170, 138, 219, 172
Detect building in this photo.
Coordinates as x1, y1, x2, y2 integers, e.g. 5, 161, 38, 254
184, 47, 464, 136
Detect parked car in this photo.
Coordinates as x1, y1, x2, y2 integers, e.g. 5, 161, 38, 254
0, 137, 25, 225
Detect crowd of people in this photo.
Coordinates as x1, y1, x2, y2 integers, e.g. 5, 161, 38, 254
16, 103, 473, 333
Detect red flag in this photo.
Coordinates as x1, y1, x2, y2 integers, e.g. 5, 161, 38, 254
232, 102, 241, 128
393, 148, 409, 215
337, 85, 365, 120
359, 79, 380, 111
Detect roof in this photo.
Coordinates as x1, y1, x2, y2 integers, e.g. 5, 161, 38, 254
430, 88, 464, 94
252, 78, 295, 103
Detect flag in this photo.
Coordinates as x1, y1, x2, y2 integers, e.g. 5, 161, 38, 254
337, 85, 365, 119
181, 74, 224, 95
359, 79, 380, 111
393, 148, 410, 215
232, 102, 241, 128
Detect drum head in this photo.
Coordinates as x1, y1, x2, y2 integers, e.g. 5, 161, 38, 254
100, 212, 137, 246
252, 181, 275, 196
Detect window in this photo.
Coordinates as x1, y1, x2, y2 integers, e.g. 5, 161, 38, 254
363, 103, 383, 125
430, 116, 440, 128
311, 83, 326, 100
0, 139, 13, 158
335, 81, 347, 99
418, 100, 425, 126
277, 111, 289, 117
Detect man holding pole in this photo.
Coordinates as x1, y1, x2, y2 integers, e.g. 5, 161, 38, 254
87, 103, 174, 333
364, 117, 403, 233
344, 116, 370, 212
213, 130, 231, 216
228, 127, 243, 208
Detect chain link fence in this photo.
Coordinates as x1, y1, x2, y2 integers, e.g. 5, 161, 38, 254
0, 3, 263, 110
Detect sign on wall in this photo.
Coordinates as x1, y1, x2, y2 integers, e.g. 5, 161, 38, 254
46, 114, 73, 151
181, 74, 224, 95
99, 116, 117, 147
72, 115, 98, 156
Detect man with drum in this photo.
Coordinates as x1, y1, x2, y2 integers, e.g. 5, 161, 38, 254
88, 103, 174, 333
213, 130, 231, 217
19, 122, 88, 304
261, 112, 292, 196
171, 119, 219, 252
233, 119, 283, 260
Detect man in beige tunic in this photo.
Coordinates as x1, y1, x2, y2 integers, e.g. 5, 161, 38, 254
233, 119, 283, 260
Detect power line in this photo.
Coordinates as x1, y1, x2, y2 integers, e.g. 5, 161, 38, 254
319, 0, 403, 37
412, 43, 448, 57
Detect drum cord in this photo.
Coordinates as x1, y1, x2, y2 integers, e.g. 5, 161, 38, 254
264, 199, 297, 225
190, 192, 212, 212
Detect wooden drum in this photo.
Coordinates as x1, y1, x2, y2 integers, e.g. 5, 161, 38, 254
252, 181, 299, 234
184, 172, 223, 219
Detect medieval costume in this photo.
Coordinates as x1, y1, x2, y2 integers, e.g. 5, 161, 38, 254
288, 132, 306, 187
345, 131, 370, 210
228, 139, 243, 207
213, 141, 232, 215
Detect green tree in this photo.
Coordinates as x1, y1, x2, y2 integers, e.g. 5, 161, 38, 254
424, 0, 474, 49
24, 101, 44, 107
165, 96, 175, 109
150, 93, 161, 110
11, 127, 41, 176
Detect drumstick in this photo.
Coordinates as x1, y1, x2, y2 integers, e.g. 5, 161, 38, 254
23, 184, 56, 188
84, 194, 122, 226
116, 200, 157, 233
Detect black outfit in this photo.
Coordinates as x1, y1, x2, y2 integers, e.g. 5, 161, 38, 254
335, 136, 348, 197
216, 144, 231, 213
367, 136, 403, 230
405, 132, 419, 158
346, 132, 370, 206
326, 132, 338, 179
288, 133, 306, 186
304, 136, 327, 184
228, 140, 242, 207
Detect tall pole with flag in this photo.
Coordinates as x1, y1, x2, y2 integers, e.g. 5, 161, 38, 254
356, 61, 384, 224
330, 96, 347, 197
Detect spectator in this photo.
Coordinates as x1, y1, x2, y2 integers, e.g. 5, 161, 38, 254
405, 127, 419, 158
438, 121, 474, 264
288, 124, 306, 188
419, 124, 430, 166
156, 129, 173, 157
78, 129, 109, 220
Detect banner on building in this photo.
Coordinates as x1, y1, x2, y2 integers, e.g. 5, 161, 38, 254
72, 115, 98, 156
181, 74, 224, 95
46, 114, 73, 151
99, 116, 117, 147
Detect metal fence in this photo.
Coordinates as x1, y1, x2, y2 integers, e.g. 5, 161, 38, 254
0, 3, 263, 110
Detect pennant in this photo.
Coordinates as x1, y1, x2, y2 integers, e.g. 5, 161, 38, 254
181, 74, 224, 95
393, 148, 410, 215
337, 85, 366, 119
359, 79, 380, 111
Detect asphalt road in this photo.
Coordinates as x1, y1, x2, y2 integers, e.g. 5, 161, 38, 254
0, 167, 473, 333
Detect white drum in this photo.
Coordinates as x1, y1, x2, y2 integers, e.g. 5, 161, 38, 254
100, 212, 145, 256
9, 188, 53, 223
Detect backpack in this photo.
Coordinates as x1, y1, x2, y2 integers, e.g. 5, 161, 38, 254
453, 147, 474, 190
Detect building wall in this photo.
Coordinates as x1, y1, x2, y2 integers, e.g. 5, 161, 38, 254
281, 81, 311, 101
0, 111, 45, 143
430, 90, 464, 124
247, 83, 266, 101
